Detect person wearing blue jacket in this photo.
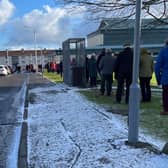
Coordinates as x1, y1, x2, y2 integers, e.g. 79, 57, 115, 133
155, 40, 168, 115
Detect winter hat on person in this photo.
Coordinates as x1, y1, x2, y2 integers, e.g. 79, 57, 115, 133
123, 43, 131, 48
105, 48, 112, 54
140, 48, 148, 55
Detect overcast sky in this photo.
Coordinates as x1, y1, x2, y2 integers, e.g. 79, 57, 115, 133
0, 0, 98, 50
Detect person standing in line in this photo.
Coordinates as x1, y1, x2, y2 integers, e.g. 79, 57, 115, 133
85, 55, 89, 84
139, 48, 154, 102
87, 53, 97, 87
99, 49, 116, 96
96, 48, 105, 76
59, 60, 63, 78
115, 43, 133, 103
155, 39, 168, 115
46, 62, 50, 72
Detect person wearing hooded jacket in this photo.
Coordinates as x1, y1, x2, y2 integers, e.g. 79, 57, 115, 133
155, 40, 168, 115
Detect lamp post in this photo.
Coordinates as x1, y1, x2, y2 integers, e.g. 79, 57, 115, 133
128, 0, 142, 143
6, 49, 9, 65
34, 30, 38, 72
24, 26, 38, 72
38, 47, 44, 77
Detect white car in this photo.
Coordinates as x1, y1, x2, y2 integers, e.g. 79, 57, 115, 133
4, 65, 11, 74
0, 65, 8, 76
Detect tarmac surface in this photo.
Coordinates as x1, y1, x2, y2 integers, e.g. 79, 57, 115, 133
0, 74, 27, 168
18, 73, 54, 168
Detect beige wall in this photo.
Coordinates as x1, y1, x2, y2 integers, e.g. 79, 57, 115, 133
87, 34, 104, 47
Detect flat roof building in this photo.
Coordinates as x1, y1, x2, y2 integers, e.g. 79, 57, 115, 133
87, 18, 168, 56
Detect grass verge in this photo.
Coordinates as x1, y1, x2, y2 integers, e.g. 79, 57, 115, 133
43, 71, 63, 82
43, 72, 168, 141
79, 88, 168, 142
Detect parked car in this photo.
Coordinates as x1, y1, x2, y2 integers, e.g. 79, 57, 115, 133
7, 66, 14, 73
0, 65, 8, 76
4, 65, 11, 74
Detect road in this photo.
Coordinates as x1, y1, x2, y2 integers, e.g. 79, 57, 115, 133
0, 73, 27, 168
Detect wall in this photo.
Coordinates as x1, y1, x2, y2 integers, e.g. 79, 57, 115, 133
87, 34, 104, 47
104, 29, 134, 46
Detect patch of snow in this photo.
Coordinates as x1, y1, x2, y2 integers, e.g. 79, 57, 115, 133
28, 84, 168, 168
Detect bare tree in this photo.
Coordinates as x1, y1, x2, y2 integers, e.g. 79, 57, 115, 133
54, 0, 168, 24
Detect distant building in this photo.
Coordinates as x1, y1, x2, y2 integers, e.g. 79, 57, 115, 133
0, 49, 62, 70
1, 18, 168, 68
87, 18, 168, 57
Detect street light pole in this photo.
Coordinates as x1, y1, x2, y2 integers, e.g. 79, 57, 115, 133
33, 30, 38, 72
6, 49, 9, 65
24, 26, 38, 72
128, 0, 142, 143
40, 48, 44, 78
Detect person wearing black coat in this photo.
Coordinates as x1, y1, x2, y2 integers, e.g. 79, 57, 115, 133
99, 49, 116, 96
87, 54, 97, 87
85, 56, 89, 84
96, 48, 105, 75
59, 61, 63, 78
115, 44, 133, 104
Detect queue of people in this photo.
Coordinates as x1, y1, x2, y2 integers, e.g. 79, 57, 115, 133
86, 44, 155, 105
45, 61, 63, 78
86, 39, 168, 115
86, 44, 133, 103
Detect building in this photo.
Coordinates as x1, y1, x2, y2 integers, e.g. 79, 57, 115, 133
0, 49, 62, 71
87, 18, 168, 57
